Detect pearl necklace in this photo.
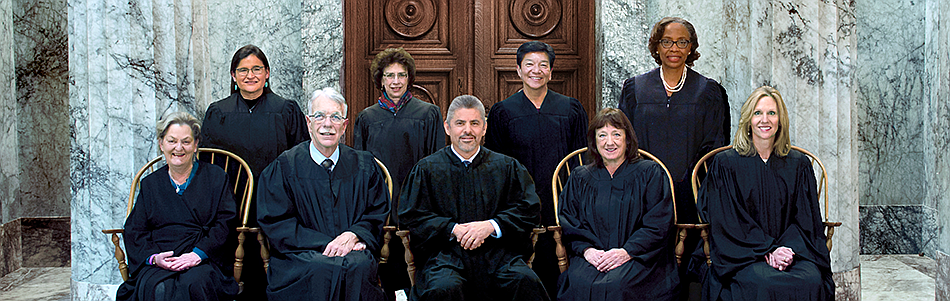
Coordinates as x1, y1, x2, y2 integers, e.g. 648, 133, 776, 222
660, 66, 687, 93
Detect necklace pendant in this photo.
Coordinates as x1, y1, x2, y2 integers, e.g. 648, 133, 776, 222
175, 187, 180, 193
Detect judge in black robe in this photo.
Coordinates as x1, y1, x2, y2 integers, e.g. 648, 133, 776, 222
485, 42, 588, 295
257, 88, 389, 301
400, 95, 549, 301
698, 86, 833, 301
556, 108, 679, 301
618, 18, 729, 229
200, 45, 309, 300
354, 48, 445, 294
118, 112, 238, 301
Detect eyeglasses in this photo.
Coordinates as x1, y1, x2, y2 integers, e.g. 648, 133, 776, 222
308, 112, 346, 124
383, 72, 409, 80
659, 39, 691, 49
235, 66, 266, 77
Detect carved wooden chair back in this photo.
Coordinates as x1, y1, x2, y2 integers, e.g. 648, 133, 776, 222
689, 145, 843, 266
549, 147, 679, 273
102, 148, 254, 291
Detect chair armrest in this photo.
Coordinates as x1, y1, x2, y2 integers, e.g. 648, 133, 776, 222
546, 226, 568, 273
526, 227, 546, 268
823, 221, 842, 252
674, 223, 710, 267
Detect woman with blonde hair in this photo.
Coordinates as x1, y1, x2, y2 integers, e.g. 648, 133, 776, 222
698, 86, 833, 300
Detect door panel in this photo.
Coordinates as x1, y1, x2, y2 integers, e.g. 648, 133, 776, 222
345, 0, 596, 144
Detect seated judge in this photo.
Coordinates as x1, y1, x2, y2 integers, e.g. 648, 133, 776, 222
698, 86, 833, 301
556, 108, 679, 301
257, 87, 389, 301
399, 95, 550, 301
117, 112, 239, 301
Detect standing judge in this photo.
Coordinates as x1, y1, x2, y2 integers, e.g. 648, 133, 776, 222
485, 41, 588, 294
118, 112, 239, 301
257, 88, 389, 301
352, 48, 444, 294
399, 95, 550, 301
556, 108, 679, 301
698, 86, 833, 300
200, 44, 309, 300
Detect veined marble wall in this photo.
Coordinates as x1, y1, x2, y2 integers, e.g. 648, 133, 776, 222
68, 0, 343, 297
600, 1, 860, 297
0, 0, 15, 226
925, 0, 950, 298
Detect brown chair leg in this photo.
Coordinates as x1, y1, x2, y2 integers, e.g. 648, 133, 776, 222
234, 231, 245, 293
825, 224, 836, 252
675, 227, 687, 267
699, 227, 711, 266
258, 231, 270, 273
396, 230, 415, 286
380, 227, 394, 264
112, 233, 129, 281
527, 227, 545, 268
548, 226, 568, 273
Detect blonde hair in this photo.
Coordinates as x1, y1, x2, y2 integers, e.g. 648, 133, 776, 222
156, 112, 201, 141
733, 86, 791, 157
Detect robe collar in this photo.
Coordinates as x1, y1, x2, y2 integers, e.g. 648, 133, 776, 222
449, 144, 481, 164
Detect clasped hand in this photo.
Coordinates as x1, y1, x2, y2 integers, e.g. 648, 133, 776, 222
153, 251, 201, 272
583, 248, 631, 272
765, 246, 795, 271
324, 231, 366, 257
452, 221, 494, 250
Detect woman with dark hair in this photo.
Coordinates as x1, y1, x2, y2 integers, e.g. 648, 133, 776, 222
556, 108, 679, 301
117, 112, 239, 301
698, 86, 833, 301
200, 44, 308, 300
352, 47, 444, 294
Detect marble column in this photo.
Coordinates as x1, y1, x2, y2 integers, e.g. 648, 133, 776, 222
926, 0, 950, 299
600, 0, 860, 298
0, 0, 19, 279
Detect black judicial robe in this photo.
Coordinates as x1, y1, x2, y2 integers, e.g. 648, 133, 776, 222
486, 90, 588, 226
353, 97, 444, 224
201, 92, 308, 300
398, 147, 548, 301
698, 149, 833, 301
257, 143, 389, 301
556, 160, 679, 301
201, 92, 309, 181
117, 163, 239, 301
619, 67, 728, 183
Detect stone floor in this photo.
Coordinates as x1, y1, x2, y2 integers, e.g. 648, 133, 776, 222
0, 255, 937, 300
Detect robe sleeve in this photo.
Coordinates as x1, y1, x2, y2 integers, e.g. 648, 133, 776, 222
344, 160, 390, 253
698, 81, 728, 160
484, 103, 509, 155
352, 111, 368, 151
698, 155, 777, 279
490, 160, 541, 236
123, 182, 160, 275
284, 99, 310, 147
192, 172, 237, 262
618, 77, 640, 131
425, 106, 445, 155
398, 162, 456, 255
569, 99, 589, 151
257, 158, 336, 252
558, 167, 598, 255
199, 104, 219, 147
776, 156, 831, 269
621, 163, 674, 261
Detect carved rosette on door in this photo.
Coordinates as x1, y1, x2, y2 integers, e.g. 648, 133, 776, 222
385, 0, 438, 38
509, 0, 562, 38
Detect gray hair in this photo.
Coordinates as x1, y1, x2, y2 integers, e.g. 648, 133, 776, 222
156, 111, 201, 141
308, 87, 348, 115
445, 95, 486, 122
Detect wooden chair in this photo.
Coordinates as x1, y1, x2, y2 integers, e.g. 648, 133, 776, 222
689, 145, 844, 266
102, 148, 254, 291
549, 147, 680, 273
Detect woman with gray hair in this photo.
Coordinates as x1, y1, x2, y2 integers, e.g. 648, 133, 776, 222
117, 112, 239, 301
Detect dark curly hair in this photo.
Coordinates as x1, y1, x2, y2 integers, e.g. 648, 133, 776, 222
587, 108, 640, 167
229, 44, 273, 95
648, 17, 701, 67
370, 48, 416, 91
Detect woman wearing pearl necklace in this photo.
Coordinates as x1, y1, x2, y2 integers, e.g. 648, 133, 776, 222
617, 16, 730, 296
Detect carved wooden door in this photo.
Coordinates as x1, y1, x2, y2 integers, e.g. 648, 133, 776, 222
344, 0, 596, 143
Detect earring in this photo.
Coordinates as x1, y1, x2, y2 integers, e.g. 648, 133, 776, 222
234, 84, 237, 90
265, 82, 268, 88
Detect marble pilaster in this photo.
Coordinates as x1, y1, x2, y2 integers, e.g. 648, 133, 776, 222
301, 0, 343, 96
0, 0, 16, 226
938, 251, 950, 301
833, 266, 860, 301
925, 4, 950, 298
